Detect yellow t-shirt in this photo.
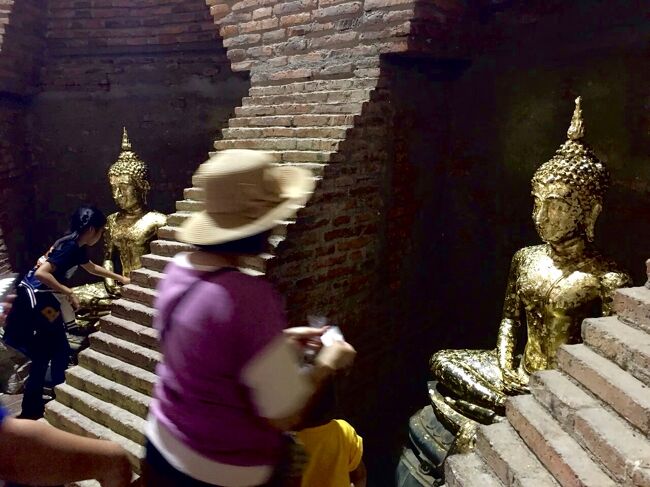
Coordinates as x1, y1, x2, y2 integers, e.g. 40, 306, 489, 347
297, 419, 363, 487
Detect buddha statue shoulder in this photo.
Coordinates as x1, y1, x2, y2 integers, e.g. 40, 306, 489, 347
73, 129, 167, 326
428, 97, 631, 452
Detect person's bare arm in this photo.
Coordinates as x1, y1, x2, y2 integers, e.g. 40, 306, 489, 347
0, 416, 132, 487
350, 460, 367, 487
81, 261, 130, 285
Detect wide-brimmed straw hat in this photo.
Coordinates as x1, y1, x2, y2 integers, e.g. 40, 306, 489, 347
177, 150, 315, 246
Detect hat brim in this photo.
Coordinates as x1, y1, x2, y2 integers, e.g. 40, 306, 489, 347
176, 167, 315, 246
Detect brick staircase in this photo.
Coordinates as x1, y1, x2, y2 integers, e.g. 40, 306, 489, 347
45, 70, 380, 486
443, 262, 650, 487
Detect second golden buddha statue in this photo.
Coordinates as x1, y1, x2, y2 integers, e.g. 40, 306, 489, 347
73, 129, 167, 327
428, 97, 631, 454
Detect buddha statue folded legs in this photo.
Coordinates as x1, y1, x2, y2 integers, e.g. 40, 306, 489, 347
421, 97, 631, 463
72, 129, 167, 330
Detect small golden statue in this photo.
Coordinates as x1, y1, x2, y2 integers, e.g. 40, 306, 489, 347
429, 97, 631, 453
73, 129, 167, 327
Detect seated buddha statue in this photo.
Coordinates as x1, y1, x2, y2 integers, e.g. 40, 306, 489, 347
429, 97, 631, 453
73, 128, 167, 328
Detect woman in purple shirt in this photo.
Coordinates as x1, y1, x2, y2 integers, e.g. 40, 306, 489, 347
144, 150, 356, 487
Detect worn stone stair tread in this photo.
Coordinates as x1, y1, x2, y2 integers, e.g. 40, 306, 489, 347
121, 283, 158, 308
506, 394, 616, 487
613, 286, 650, 332
45, 400, 143, 470
530, 369, 650, 484
89, 332, 160, 373
558, 344, 650, 435
444, 452, 504, 487
235, 102, 365, 117
98, 314, 158, 351
141, 253, 173, 273
65, 365, 151, 419
476, 422, 559, 486
582, 316, 650, 386
247, 78, 378, 97
214, 137, 341, 151
55, 383, 146, 444
573, 405, 650, 485
221, 126, 350, 140
529, 369, 601, 430
241, 89, 372, 106
176, 198, 204, 212
151, 238, 194, 256
229, 114, 356, 128
78, 348, 156, 395
111, 298, 156, 327
130, 267, 165, 290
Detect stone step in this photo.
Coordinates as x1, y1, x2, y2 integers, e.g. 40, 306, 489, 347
529, 370, 600, 431
140, 253, 173, 273
151, 238, 194, 257
214, 137, 340, 152
530, 370, 650, 484
78, 348, 156, 396
221, 126, 350, 140
121, 283, 157, 307
201, 149, 333, 166
183, 187, 204, 201
582, 316, 650, 386
558, 344, 650, 435
167, 211, 194, 227
234, 101, 365, 117
44, 400, 144, 472
98, 314, 158, 351
130, 268, 165, 291
111, 298, 155, 328
89, 332, 160, 373
476, 422, 559, 486
54, 383, 146, 445
228, 114, 356, 128
506, 394, 616, 487
176, 198, 204, 212
573, 405, 650, 485
241, 89, 372, 107
444, 452, 504, 487
247, 77, 378, 97
64, 366, 151, 419
613, 286, 650, 333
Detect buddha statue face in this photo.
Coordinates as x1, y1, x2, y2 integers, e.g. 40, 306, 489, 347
110, 174, 143, 212
531, 181, 598, 244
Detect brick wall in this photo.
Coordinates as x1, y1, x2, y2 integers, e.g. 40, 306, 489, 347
0, 0, 46, 270
20, 0, 249, 265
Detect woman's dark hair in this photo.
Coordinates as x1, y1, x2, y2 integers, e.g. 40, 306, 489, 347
196, 231, 270, 255
69, 206, 107, 236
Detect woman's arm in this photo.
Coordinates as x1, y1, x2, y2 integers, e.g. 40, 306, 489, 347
82, 261, 130, 285
0, 416, 132, 487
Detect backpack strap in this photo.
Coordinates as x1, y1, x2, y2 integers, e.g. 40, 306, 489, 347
159, 267, 237, 343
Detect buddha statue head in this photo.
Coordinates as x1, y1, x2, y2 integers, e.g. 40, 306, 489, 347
531, 97, 610, 244
108, 128, 150, 212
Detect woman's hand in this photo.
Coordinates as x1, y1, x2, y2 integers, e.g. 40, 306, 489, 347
315, 340, 356, 372
284, 326, 328, 352
118, 276, 131, 286
0, 294, 15, 327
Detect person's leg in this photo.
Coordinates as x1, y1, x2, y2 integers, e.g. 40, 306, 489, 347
49, 322, 71, 387
20, 294, 63, 419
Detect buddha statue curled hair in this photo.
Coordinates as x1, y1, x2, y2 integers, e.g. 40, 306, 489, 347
108, 128, 151, 200
531, 97, 610, 213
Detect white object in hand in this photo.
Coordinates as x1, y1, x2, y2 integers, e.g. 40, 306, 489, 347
321, 326, 344, 347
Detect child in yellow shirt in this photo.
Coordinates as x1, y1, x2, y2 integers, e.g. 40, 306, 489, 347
296, 381, 366, 487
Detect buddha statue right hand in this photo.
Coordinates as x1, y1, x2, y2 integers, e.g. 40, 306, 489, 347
500, 365, 529, 395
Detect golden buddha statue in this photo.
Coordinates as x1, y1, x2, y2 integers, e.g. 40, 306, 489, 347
429, 97, 631, 453
73, 128, 167, 327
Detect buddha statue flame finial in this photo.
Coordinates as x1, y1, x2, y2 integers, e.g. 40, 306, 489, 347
567, 96, 584, 141
121, 126, 132, 151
